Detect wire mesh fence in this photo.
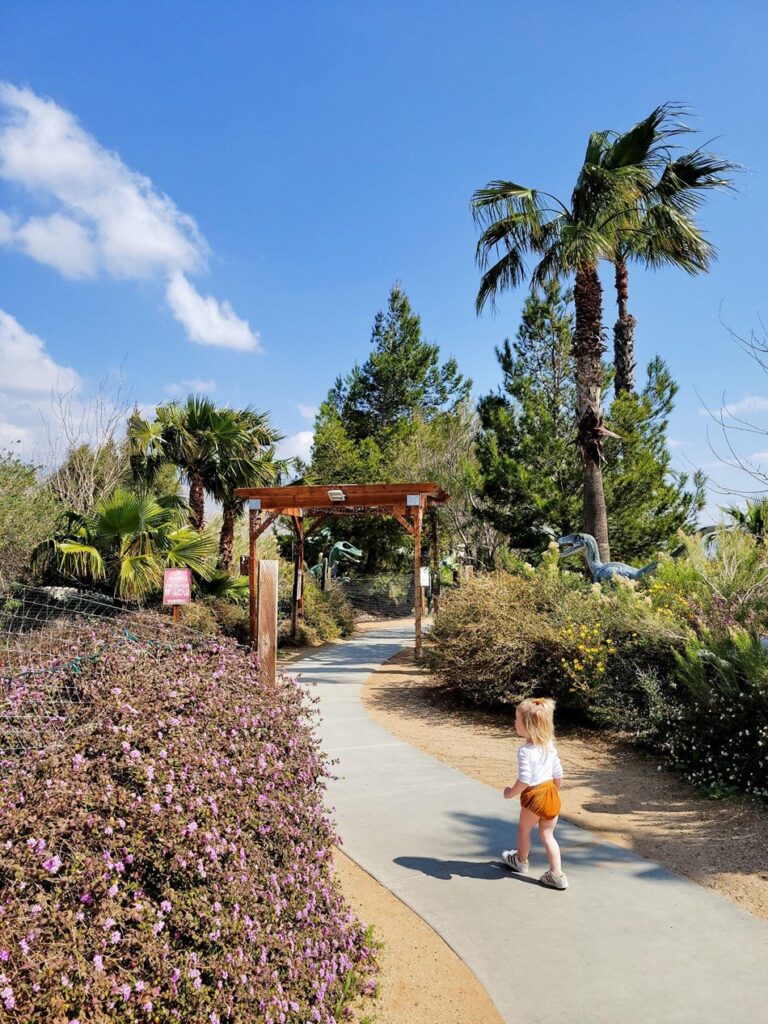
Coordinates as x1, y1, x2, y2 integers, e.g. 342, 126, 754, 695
330, 573, 460, 618
0, 585, 232, 758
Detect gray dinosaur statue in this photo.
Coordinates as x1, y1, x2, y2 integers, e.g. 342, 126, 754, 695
557, 533, 658, 582
309, 540, 362, 588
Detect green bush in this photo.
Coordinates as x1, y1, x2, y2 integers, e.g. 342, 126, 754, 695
278, 565, 356, 647
648, 629, 768, 798
650, 528, 768, 635
425, 563, 678, 726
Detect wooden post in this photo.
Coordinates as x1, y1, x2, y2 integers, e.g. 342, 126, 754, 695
413, 499, 423, 658
248, 506, 258, 648
291, 514, 304, 640
172, 605, 181, 624
256, 559, 279, 685
430, 507, 441, 616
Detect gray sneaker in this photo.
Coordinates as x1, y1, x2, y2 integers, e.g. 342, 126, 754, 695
539, 870, 568, 890
501, 849, 529, 873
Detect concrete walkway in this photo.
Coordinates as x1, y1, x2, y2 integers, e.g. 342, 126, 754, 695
293, 621, 768, 1024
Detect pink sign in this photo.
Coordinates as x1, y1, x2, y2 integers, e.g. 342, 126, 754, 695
163, 568, 192, 606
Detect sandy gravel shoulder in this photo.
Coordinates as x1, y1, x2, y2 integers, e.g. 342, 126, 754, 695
333, 850, 503, 1024
362, 649, 768, 922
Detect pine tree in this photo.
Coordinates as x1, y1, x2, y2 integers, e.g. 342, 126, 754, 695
477, 285, 703, 561
476, 282, 581, 548
339, 283, 470, 441
604, 358, 705, 561
309, 283, 470, 570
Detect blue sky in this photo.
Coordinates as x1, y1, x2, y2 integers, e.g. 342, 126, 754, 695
2, 1, 768, 517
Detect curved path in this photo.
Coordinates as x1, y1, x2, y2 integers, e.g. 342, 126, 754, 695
294, 621, 768, 1024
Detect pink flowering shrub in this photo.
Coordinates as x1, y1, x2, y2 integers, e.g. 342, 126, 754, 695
0, 616, 375, 1022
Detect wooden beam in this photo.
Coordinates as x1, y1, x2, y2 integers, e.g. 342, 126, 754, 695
248, 508, 258, 647
234, 482, 449, 509
256, 560, 279, 685
431, 507, 441, 616
393, 511, 414, 535
291, 514, 304, 639
413, 501, 423, 658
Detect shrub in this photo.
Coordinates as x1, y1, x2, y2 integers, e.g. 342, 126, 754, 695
651, 529, 768, 636
425, 567, 678, 725
208, 600, 251, 645
0, 616, 376, 1021
278, 567, 356, 647
648, 628, 768, 799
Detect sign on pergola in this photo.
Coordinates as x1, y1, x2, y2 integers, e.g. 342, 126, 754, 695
233, 482, 450, 656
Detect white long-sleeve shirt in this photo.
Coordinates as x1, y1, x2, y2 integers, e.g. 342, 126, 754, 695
517, 741, 563, 787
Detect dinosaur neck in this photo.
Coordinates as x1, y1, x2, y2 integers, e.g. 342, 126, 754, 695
582, 534, 603, 571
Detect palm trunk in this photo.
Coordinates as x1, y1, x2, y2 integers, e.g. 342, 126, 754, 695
573, 263, 610, 561
188, 472, 205, 531
218, 502, 237, 571
613, 256, 637, 395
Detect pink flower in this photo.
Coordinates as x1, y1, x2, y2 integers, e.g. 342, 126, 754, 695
93, 954, 104, 972
0, 951, 8, 963
1, 986, 15, 1010
43, 854, 62, 874
110, 930, 121, 944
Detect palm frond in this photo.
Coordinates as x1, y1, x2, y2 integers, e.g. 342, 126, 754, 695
165, 527, 218, 579
475, 248, 528, 314
55, 541, 106, 581
115, 554, 162, 602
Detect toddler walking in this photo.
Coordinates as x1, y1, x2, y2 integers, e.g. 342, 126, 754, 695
502, 697, 568, 890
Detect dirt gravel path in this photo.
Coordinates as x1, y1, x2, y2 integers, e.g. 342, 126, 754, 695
362, 649, 768, 921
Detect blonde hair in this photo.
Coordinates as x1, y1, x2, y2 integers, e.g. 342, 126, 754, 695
517, 697, 556, 747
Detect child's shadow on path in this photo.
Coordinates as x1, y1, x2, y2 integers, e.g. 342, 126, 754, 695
394, 856, 540, 885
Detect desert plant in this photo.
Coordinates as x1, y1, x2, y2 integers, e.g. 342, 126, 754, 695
649, 629, 768, 798
0, 615, 377, 1020
35, 488, 217, 602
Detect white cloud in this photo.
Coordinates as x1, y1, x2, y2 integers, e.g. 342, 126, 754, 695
0, 307, 80, 453
0, 83, 259, 351
164, 378, 217, 397
699, 395, 768, 419
297, 403, 319, 422
747, 451, 768, 463
0, 308, 79, 394
15, 213, 97, 278
278, 430, 313, 463
165, 272, 260, 352
667, 439, 690, 449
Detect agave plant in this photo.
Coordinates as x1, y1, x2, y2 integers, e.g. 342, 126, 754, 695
36, 488, 217, 602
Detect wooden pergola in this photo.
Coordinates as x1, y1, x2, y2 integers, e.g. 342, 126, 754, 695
234, 482, 450, 655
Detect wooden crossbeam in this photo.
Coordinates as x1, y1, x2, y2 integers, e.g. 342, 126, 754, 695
234, 482, 449, 509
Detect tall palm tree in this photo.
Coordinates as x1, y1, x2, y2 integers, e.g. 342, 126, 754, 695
129, 398, 284, 567
473, 106, 677, 559
208, 410, 286, 571
36, 487, 216, 602
612, 146, 737, 394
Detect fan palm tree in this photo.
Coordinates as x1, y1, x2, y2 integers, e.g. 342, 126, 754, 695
37, 487, 217, 602
129, 398, 285, 568
612, 146, 737, 394
208, 410, 287, 571
473, 106, 680, 559
724, 499, 768, 542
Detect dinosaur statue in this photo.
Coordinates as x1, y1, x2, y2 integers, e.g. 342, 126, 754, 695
557, 533, 659, 582
309, 540, 363, 589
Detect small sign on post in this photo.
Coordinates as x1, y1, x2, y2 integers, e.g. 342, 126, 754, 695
163, 568, 192, 622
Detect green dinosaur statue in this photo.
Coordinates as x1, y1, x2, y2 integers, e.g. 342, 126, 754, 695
309, 540, 363, 589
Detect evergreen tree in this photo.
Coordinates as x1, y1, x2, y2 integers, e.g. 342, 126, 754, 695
337, 283, 470, 442
310, 283, 471, 570
604, 358, 705, 561
477, 285, 703, 562
476, 282, 581, 548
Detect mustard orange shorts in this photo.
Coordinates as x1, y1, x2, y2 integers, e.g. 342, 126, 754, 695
520, 779, 561, 820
